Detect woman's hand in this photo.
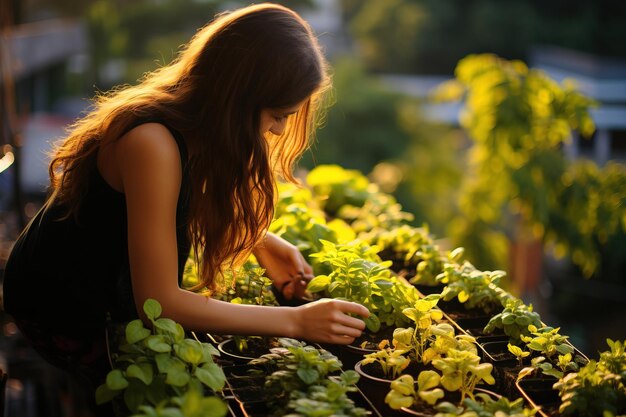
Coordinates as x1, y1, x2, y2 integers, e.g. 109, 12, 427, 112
291, 298, 370, 345
253, 232, 313, 300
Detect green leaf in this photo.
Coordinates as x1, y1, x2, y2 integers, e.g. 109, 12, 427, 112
155, 353, 175, 373
106, 369, 129, 390
440, 372, 462, 391
200, 397, 228, 417
201, 343, 220, 363
145, 335, 172, 353
175, 339, 204, 366
417, 370, 440, 391
307, 275, 330, 292
145, 376, 168, 406
195, 363, 226, 391
340, 370, 360, 386
143, 298, 162, 321
508, 344, 524, 356
364, 314, 381, 333
418, 388, 445, 405
126, 319, 151, 344
297, 368, 319, 385
390, 375, 415, 396
166, 367, 191, 387
95, 383, 119, 405
155, 318, 185, 340
126, 363, 154, 385
385, 389, 414, 410
123, 379, 146, 413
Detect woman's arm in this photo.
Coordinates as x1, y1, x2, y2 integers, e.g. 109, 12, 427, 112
116, 123, 368, 344
253, 232, 313, 300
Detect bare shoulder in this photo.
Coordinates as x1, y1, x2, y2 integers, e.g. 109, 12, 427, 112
117, 123, 181, 163
115, 122, 183, 193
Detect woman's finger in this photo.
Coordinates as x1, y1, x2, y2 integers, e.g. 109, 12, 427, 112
330, 323, 363, 339
334, 299, 370, 318
335, 313, 366, 331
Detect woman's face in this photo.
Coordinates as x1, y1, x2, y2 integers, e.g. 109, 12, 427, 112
259, 99, 307, 137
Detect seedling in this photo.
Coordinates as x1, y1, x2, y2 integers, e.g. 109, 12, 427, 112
385, 371, 445, 410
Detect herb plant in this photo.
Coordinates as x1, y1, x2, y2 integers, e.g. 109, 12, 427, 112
435, 394, 536, 417
484, 299, 542, 343
385, 371, 445, 410
437, 262, 505, 314
554, 339, 626, 417
307, 240, 420, 332
361, 225, 463, 286
251, 338, 369, 417
431, 348, 496, 401
508, 343, 530, 368
360, 339, 411, 380
96, 299, 226, 415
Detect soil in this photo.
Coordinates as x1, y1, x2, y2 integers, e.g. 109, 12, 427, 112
218, 336, 281, 362
351, 325, 396, 351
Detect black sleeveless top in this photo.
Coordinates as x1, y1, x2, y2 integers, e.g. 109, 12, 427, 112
2, 120, 191, 334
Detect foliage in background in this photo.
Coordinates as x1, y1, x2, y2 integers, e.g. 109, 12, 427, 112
301, 58, 415, 174
436, 53, 626, 276
341, 0, 626, 74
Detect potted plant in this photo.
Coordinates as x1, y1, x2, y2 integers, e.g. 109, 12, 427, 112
383, 347, 497, 416
553, 339, 626, 417
246, 338, 374, 417
96, 299, 227, 416
360, 225, 465, 295
209, 262, 285, 364
307, 239, 420, 368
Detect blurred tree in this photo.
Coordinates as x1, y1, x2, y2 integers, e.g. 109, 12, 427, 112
436, 54, 626, 284
299, 58, 414, 173
342, 0, 626, 74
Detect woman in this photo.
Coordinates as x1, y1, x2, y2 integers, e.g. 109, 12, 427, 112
2, 2, 368, 410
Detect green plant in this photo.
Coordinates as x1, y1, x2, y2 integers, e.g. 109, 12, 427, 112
554, 339, 626, 417
306, 165, 374, 217
507, 343, 530, 368
437, 262, 505, 314
431, 348, 496, 402
360, 340, 411, 380
516, 325, 585, 380
435, 394, 536, 417
307, 240, 420, 332
436, 54, 626, 278
251, 338, 369, 417
96, 299, 226, 414
392, 294, 448, 363
385, 371, 445, 410
217, 262, 277, 306
520, 325, 574, 361
361, 224, 464, 286
130, 385, 227, 417
271, 182, 355, 264
484, 299, 542, 343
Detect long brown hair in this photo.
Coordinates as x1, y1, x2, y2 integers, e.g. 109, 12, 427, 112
48, 3, 331, 292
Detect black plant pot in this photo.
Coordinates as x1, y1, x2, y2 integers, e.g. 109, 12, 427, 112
438, 298, 501, 320
515, 377, 560, 417
338, 326, 395, 370
354, 360, 408, 417
217, 337, 280, 364
413, 282, 445, 296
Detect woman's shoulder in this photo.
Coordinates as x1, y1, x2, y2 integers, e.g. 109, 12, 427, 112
113, 122, 186, 192
117, 122, 183, 166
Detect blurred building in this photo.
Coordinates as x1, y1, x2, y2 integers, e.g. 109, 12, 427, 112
530, 45, 626, 165
1, 18, 87, 206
